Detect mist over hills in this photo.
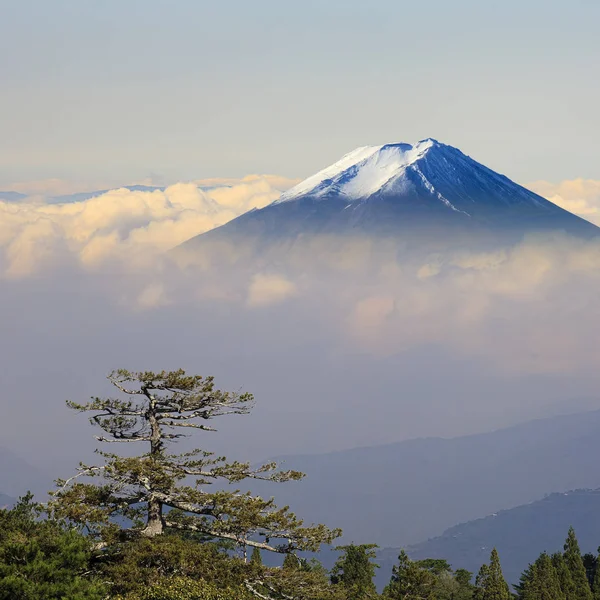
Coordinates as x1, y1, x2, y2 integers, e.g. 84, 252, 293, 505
250, 410, 600, 548
0, 493, 15, 508
402, 489, 600, 587
0, 445, 47, 499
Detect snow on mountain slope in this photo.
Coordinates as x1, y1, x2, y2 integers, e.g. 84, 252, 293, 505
177, 139, 599, 257
276, 138, 550, 214
277, 140, 436, 203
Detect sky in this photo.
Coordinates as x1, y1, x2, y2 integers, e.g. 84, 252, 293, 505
2, 0, 600, 186
1, 0, 600, 492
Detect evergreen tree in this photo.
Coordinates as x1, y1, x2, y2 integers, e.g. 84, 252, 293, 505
435, 572, 462, 600
50, 369, 340, 557
553, 553, 575, 599
283, 552, 300, 571
592, 550, 600, 600
383, 549, 437, 600
516, 563, 535, 600
454, 569, 475, 600
582, 555, 597, 589
563, 528, 593, 600
0, 494, 105, 600
455, 569, 474, 588
250, 546, 263, 567
522, 553, 565, 600
331, 544, 378, 599
474, 549, 510, 600
475, 563, 490, 600
417, 558, 453, 576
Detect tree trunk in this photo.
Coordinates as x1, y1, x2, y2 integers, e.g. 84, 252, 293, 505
143, 390, 164, 537
142, 496, 164, 537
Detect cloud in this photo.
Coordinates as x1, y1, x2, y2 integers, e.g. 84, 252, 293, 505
339, 233, 600, 373
2, 174, 600, 377
529, 179, 600, 225
247, 273, 297, 307
136, 282, 169, 309
0, 176, 297, 277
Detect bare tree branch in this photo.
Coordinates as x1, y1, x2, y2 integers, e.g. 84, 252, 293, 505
164, 520, 287, 553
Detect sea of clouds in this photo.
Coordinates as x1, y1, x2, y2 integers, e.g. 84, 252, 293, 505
1, 176, 600, 475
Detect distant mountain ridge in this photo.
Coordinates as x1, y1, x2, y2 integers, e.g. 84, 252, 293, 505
0, 185, 164, 204
248, 410, 600, 548
400, 488, 600, 587
0, 493, 15, 508
0, 446, 47, 498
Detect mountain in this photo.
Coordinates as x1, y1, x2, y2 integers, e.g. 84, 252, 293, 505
0, 493, 15, 508
271, 489, 600, 591
248, 410, 600, 549
47, 185, 164, 204
179, 139, 598, 257
0, 445, 47, 498
396, 489, 600, 588
0, 191, 27, 202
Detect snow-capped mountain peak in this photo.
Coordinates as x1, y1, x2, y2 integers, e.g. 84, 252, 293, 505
277, 138, 440, 203
178, 138, 599, 257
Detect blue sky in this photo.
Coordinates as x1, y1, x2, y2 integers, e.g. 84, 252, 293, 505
1, 0, 599, 185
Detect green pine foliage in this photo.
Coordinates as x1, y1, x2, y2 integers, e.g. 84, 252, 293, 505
455, 569, 474, 588
115, 578, 252, 600
516, 563, 535, 599
582, 555, 596, 589
522, 553, 565, 600
474, 549, 510, 600
453, 569, 475, 600
283, 553, 301, 571
553, 553, 575, 599
331, 544, 379, 599
383, 549, 438, 600
50, 370, 340, 555
98, 535, 259, 597
563, 528, 593, 600
250, 547, 263, 567
592, 551, 600, 600
0, 494, 105, 600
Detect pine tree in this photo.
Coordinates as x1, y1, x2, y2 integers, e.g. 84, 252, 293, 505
282, 552, 300, 571
553, 553, 575, 599
475, 549, 510, 600
454, 569, 475, 600
539, 552, 567, 600
0, 494, 105, 600
475, 563, 490, 600
250, 546, 263, 567
563, 528, 593, 600
50, 369, 340, 557
383, 549, 437, 600
592, 550, 600, 600
522, 553, 565, 600
331, 544, 378, 599
455, 569, 474, 588
516, 563, 535, 600
582, 555, 597, 589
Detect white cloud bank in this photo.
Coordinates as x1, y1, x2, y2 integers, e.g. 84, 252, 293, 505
529, 179, 600, 226
0, 175, 298, 277
2, 174, 600, 375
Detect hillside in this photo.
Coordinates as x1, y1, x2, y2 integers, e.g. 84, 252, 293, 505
249, 410, 600, 548
0, 493, 14, 508
0, 445, 47, 498
399, 489, 600, 587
